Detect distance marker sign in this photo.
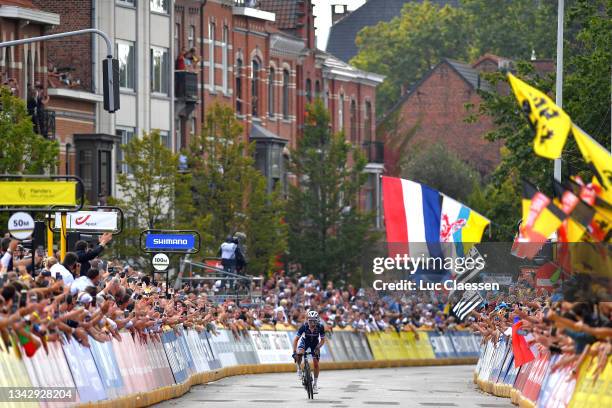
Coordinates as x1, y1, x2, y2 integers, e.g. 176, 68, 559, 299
8, 212, 35, 240
152, 253, 170, 271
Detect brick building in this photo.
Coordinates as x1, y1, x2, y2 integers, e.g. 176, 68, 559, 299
378, 58, 502, 177
175, 0, 384, 223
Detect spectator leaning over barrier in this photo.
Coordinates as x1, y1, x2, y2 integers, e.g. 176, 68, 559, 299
75, 232, 113, 276
49, 252, 79, 285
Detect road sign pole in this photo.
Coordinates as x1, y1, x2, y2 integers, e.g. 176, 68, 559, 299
60, 212, 67, 262
47, 221, 54, 257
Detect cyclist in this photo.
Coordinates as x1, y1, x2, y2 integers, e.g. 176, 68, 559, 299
292, 310, 325, 394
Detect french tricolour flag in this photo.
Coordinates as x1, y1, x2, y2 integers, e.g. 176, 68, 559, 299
382, 176, 444, 259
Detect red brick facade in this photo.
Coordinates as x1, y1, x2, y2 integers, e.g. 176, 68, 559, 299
379, 59, 502, 177
174, 0, 382, 153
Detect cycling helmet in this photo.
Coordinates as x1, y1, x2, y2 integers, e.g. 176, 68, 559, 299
307, 310, 319, 322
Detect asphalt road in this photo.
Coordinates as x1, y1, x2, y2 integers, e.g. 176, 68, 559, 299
153, 365, 513, 408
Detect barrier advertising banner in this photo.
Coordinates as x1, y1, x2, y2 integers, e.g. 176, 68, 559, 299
89, 338, 124, 399
162, 330, 191, 384
249, 330, 294, 363
326, 330, 351, 361
186, 330, 211, 373
399, 331, 436, 359
199, 330, 222, 369
209, 330, 239, 367
62, 337, 107, 403
428, 332, 458, 359
569, 355, 611, 408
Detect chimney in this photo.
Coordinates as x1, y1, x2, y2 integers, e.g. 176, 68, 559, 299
331, 4, 350, 24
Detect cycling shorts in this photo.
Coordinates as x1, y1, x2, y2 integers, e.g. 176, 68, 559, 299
297, 338, 320, 359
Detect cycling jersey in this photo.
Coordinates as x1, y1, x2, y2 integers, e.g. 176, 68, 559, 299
296, 322, 325, 350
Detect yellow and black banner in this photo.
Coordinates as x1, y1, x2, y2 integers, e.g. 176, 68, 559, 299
0, 181, 77, 206
572, 125, 612, 203
508, 73, 571, 159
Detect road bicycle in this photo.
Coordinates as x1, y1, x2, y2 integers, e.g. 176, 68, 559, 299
295, 351, 317, 399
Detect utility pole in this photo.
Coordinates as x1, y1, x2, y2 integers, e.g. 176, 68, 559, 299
554, 0, 564, 181
0, 29, 120, 113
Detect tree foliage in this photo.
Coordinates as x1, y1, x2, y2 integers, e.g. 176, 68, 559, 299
176, 103, 286, 276
0, 86, 58, 174
401, 143, 480, 203
112, 130, 183, 258
286, 100, 377, 283
471, 0, 611, 241
351, 0, 558, 113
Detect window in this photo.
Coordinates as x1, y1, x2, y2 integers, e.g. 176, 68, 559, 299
174, 23, 180, 59
175, 119, 183, 151
150, 47, 169, 94
208, 22, 215, 90
116, 127, 135, 174
222, 26, 229, 94
282, 69, 290, 119
315, 80, 321, 99
236, 58, 243, 114
338, 93, 344, 131
188, 25, 195, 50
305, 78, 312, 103
251, 58, 260, 117
268, 67, 275, 117
350, 99, 357, 142
364, 101, 372, 141
79, 150, 93, 190
159, 130, 171, 149
99, 150, 112, 197
117, 41, 135, 90
117, 0, 135, 6
150, 0, 168, 13
190, 117, 196, 137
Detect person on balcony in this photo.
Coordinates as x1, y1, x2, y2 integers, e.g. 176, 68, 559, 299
175, 48, 187, 71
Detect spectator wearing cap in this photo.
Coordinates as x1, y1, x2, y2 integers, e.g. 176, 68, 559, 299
75, 232, 112, 277
50, 252, 79, 285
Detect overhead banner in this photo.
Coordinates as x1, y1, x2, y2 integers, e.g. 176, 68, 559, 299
145, 233, 196, 252
0, 181, 76, 206
55, 211, 118, 232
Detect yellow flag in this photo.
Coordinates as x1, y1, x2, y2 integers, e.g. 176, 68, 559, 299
572, 124, 612, 203
507, 73, 571, 159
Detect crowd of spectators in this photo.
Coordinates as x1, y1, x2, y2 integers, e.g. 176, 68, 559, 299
1, 232, 610, 381
470, 275, 611, 381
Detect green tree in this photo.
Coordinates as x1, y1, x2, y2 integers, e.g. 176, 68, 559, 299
401, 143, 481, 202
112, 130, 183, 258
351, 1, 470, 113
0, 86, 58, 174
286, 100, 377, 283
176, 103, 286, 276
351, 0, 558, 113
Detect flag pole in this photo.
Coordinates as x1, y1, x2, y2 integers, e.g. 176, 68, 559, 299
554, 0, 564, 181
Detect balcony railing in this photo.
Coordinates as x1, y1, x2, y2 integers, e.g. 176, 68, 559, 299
362, 141, 384, 164
175, 71, 198, 101
33, 109, 56, 140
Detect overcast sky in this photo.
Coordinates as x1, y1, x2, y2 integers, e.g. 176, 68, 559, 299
312, 0, 367, 50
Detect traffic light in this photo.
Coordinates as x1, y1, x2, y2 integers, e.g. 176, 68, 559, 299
102, 57, 120, 113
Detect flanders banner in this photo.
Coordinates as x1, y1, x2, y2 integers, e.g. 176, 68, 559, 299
0, 181, 77, 206
507, 73, 571, 159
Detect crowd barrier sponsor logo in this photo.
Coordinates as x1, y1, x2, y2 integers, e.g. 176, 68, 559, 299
62, 337, 107, 402
186, 330, 211, 373
327, 331, 350, 361
249, 331, 294, 363
366, 331, 438, 361
0, 181, 76, 206
54, 211, 119, 232
209, 330, 239, 367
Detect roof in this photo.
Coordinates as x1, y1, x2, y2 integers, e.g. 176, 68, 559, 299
250, 123, 288, 142
381, 58, 492, 121
318, 51, 385, 86
258, 0, 299, 30
326, 0, 458, 63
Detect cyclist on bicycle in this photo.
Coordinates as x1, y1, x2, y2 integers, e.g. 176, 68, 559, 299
292, 310, 325, 394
